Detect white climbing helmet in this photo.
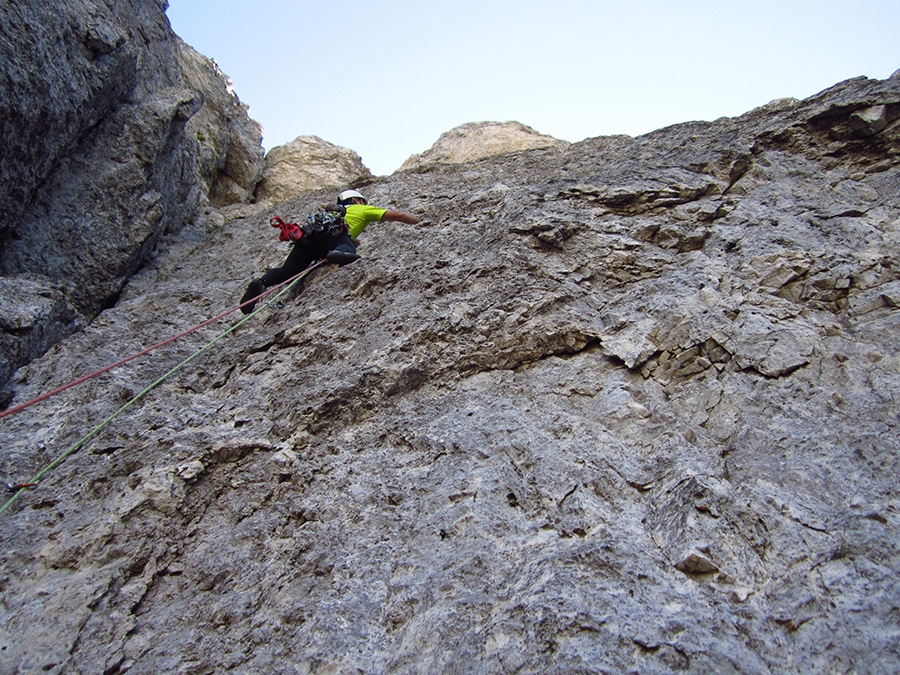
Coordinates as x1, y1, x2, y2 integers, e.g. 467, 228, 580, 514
338, 189, 367, 206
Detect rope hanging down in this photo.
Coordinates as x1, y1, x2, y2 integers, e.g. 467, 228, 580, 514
0, 262, 322, 422
0, 260, 326, 516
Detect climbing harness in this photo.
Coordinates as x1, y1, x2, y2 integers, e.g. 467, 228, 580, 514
304, 210, 347, 237
0, 259, 328, 516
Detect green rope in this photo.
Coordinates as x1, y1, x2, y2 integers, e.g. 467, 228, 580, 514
1, 265, 318, 516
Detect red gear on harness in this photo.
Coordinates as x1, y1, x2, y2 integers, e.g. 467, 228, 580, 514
270, 216, 303, 242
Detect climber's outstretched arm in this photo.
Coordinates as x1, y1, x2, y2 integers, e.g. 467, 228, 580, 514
382, 210, 420, 225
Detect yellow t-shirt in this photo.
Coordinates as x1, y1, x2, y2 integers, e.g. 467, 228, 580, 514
344, 204, 387, 240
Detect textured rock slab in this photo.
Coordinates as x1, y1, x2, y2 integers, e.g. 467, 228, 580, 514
1, 75, 900, 674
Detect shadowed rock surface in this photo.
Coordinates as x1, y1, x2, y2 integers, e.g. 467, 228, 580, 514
0, 0, 263, 397
1, 71, 899, 674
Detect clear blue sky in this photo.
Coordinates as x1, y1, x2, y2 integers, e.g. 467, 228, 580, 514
166, 0, 898, 176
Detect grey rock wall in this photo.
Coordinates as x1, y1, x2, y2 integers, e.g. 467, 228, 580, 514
0, 0, 264, 399
177, 40, 265, 206
0, 74, 898, 673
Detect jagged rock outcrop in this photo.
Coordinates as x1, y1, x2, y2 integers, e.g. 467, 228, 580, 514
398, 120, 567, 171
255, 135, 374, 204
1, 74, 900, 674
177, 40, 265, 207
0, 0, 264, 398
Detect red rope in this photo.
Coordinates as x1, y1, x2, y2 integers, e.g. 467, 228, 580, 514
0, 260, 326, 421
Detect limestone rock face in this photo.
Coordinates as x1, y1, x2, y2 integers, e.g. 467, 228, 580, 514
399, 120, 567, 171
0, 0, 263, 396
2, 75, 900, 674
177, 40, 265, 207
255, 135, 375, 205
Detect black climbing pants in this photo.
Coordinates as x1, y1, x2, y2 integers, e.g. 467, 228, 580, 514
260, 230, 356, 287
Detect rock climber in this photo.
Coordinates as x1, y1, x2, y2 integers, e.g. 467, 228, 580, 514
240, 189, 420, 314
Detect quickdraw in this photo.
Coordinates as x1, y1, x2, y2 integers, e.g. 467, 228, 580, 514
270, 209, 347, 243
7, 483, 37, 493
270, 216, 303, 242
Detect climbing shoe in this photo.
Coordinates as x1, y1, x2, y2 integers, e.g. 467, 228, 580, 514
240, 278, 266, 315
326, 250, 361, 265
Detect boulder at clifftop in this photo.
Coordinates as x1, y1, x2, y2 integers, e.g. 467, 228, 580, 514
1, 74, 899, 674
255, 135, 375, 205
399, 120, 567, 171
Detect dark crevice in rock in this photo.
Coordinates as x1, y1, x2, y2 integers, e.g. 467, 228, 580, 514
723, 154, 752, 194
